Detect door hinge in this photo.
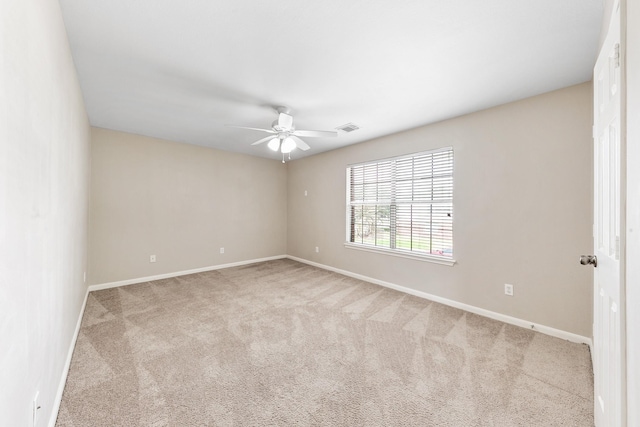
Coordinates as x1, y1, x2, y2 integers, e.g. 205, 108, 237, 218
614, 44, 620, 68
615, 236, 620, 259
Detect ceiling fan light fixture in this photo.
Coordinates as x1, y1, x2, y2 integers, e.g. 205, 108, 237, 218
267, 137, 280, 151
229, 109, 340, 156
280, 137, 296, 154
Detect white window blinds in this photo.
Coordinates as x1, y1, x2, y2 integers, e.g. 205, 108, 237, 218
347, 147, 454, 258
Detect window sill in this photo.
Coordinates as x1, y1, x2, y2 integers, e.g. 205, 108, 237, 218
343, 242, 456, 266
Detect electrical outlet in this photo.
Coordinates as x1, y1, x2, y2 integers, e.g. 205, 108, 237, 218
220, 247, 224, 254
504, 283, 514, 296
33, 391, 41, 426
150, 255, 156, 263
315, 246, 319, 253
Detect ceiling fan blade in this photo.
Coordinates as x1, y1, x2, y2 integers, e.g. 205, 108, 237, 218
290, 135, 310, 151
292, 129, 338, 138
251, 135, 278, 146
226, 125, 275, 134
278, 113, 293, 129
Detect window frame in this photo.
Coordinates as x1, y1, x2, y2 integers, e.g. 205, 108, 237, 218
344, 147, 455, 266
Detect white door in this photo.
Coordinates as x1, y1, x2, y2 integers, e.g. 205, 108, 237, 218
592, 3, 625, 426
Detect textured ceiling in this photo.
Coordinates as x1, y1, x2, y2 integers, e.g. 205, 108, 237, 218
59, 0, 602, 160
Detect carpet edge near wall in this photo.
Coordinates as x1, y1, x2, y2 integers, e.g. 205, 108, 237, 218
53, 254, 592, 424
86, 254, 592, 346
286, 256, 592, 346
88, 255, 288, 291
49, 287, 90, 427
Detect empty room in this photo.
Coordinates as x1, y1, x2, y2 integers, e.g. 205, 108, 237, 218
1, 0, 638, 426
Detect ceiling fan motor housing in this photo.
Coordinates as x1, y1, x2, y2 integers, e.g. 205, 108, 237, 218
229, 110, 337, 154
272, 121, 293, 132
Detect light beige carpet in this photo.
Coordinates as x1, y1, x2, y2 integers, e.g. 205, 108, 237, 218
56, 259, 594, 426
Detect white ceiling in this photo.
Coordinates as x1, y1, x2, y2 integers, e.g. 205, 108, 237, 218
59, 0, 602, 160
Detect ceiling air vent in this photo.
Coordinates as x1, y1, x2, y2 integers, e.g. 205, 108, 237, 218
336, 123, 360, 133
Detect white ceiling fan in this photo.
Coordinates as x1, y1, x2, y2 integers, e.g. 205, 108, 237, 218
228, 109, 338, 159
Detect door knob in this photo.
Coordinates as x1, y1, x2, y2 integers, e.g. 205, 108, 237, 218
579, 255, 597, 267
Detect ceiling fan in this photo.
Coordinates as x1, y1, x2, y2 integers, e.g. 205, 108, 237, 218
228, 109, 338, 159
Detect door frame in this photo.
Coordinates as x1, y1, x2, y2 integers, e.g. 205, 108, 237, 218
623, 0, 639, 424
596, 0, 638, 424
593, 4, 626, 423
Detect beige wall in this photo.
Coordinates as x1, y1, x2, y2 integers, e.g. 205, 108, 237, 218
89, 128, 287, 284
0, 0, 91, 425
287, 83, 593, 337
89, 85, 592, 334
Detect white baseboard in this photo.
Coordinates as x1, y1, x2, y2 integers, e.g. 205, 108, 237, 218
50, 255, 286, 424
287, 255, 593, 346
49, 254, 591, 425
88, 255, 288, 292
49, 286, 90, 427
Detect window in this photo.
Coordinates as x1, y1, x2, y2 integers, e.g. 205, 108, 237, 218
346, 147, 454, 263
